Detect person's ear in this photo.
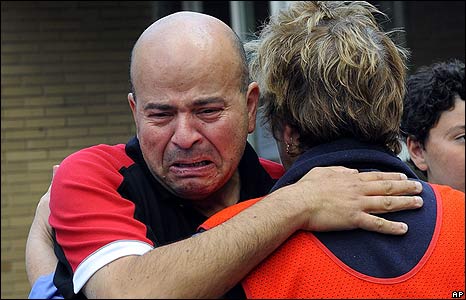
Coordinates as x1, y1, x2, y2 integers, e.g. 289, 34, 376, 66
128, 93, 136, 114
406, 136, 428, 171
283, 125, 301, 157
246, 82, 259, 134
128, 93, 139, 137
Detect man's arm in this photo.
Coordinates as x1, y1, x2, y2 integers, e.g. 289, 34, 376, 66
25, 165, 59, 286
84, 166, 422, 298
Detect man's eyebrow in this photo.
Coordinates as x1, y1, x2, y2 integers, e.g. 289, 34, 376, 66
192, 98, 226, 106
143, 98, 226, 111
143, 103, 174, 111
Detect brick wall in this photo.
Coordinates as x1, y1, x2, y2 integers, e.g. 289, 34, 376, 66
1, 1, 154, 298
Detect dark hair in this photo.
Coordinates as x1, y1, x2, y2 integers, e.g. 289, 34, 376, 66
401, 59, 465, 145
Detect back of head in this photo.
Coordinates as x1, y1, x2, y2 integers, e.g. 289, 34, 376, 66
401, 59, 465, 144
247, 1, 408, 153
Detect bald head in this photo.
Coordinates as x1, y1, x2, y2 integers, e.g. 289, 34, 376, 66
139, 11, 233, 42
130, 11, 248, 97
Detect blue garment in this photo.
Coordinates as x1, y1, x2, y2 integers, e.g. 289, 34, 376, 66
29, 273, 63, 299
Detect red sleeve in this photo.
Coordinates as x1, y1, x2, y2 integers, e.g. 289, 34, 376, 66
49, 144, 154, 272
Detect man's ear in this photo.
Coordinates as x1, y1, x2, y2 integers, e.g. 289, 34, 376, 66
128, 93, 136, 113
128, 93, 138, 137
406, 136, 428, 171
246, 82, 259, 134
128, 92, 138, 119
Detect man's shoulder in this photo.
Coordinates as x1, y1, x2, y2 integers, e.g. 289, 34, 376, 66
63, 143, 131, 166
259, 158, 285, 180
55, 143, 135, 182
70, 143, 126, 156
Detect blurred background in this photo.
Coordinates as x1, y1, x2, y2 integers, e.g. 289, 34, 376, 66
1, 1, 464, 298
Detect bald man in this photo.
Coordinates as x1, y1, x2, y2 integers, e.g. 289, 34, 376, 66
26, 11, 423, 298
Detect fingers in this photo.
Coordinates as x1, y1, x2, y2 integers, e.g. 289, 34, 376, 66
355, 194, 424, 235
363, 195, 424, 214
359, 178, 423, 196
357, 172, 423, 196
37, 165, 58, 207
320, 166, 359, 175
357, 214, 409, 235
45, 164, 59, 194
358, 171, 408, 181
52, 164, 59, 177
302, 166, 358, 179
308, 169, 423, 196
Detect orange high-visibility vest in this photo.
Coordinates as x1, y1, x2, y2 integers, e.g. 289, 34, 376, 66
201, 184, 465, 299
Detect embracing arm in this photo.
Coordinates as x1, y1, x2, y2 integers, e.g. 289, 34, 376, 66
25, 166, 59, 286
84, 167, 423, 298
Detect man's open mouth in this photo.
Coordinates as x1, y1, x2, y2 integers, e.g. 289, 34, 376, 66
173, 160, 211, 168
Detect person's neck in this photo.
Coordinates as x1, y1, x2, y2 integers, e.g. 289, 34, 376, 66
192, 170, 241, 217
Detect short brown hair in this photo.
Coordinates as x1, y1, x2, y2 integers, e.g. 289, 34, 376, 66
247, 1, 408, 153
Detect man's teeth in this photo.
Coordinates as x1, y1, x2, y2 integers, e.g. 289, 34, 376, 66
176, 161, 209, 167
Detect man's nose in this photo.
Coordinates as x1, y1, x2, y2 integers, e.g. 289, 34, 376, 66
171, 115, 202, 149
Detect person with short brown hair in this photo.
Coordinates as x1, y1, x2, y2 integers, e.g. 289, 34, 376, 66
201, 2, 464, 298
